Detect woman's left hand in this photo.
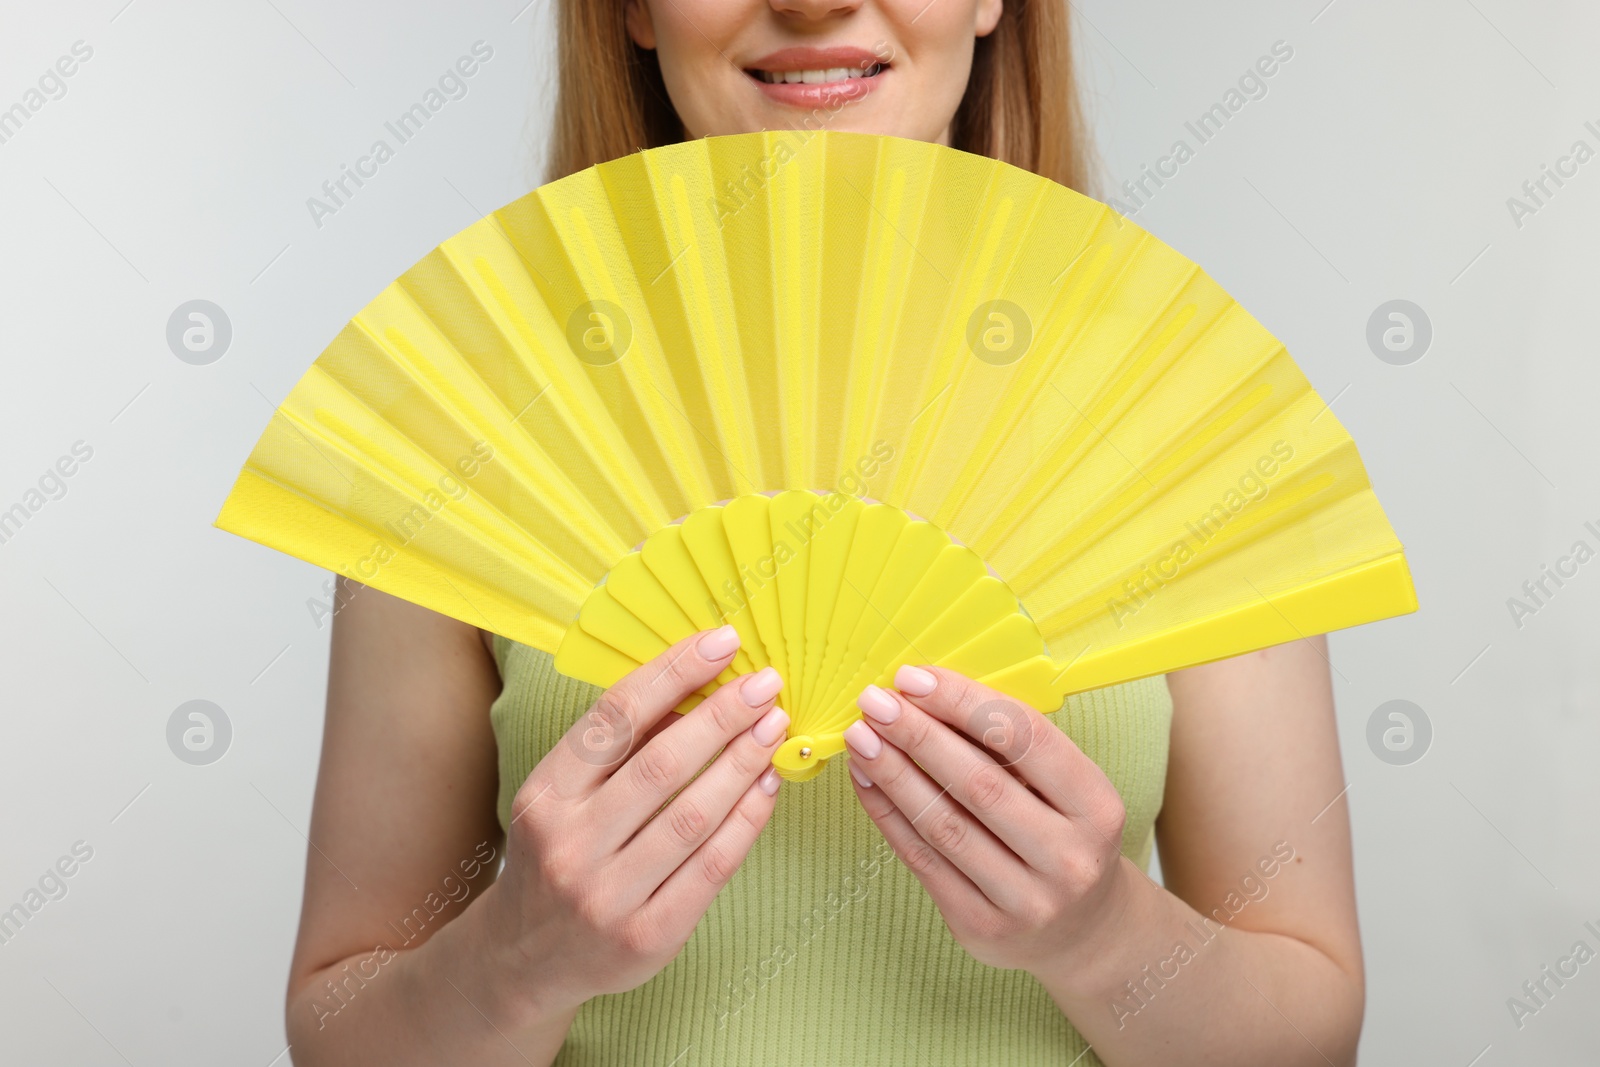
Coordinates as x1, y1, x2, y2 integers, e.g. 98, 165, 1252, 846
842, 664, 1136, 979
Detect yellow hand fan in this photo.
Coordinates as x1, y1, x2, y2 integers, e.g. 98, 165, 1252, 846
216, 130, 1416, 781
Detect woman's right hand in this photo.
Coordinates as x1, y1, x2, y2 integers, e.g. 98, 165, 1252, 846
483, 625, 788, 1014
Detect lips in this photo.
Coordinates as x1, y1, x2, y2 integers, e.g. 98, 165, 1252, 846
744, 45, 890, 108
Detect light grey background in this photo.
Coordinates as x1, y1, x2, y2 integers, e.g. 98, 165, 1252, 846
0, 1, 1594, 1064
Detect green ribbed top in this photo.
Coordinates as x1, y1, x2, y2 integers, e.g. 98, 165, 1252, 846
491, 637, 1172, 1067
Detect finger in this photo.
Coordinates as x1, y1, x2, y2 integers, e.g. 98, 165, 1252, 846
842, 720, 1031, 910
845, 753, 992, 918
635, 713, 677, 752
643, 768, 782, 929
547, 625, 744, 790
892, 665, 1122, 833
591, 665, 784, 850
857, 682, 1063, 871
622, 703, 791, 887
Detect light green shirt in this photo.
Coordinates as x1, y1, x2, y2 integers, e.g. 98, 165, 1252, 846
491, 636, 1173, 1066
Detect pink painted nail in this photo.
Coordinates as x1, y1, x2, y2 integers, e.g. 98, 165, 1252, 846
857, 684, 901, 724
843, 719, 882, 760
740, 666, 783, 707
752, 706, 790, 746
894, 664, 937, 696
698, 625, 740, 660
758, 766, 782, 795
848, 761, 873, 788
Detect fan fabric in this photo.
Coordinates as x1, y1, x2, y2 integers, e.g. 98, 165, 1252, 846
217, 130, 1415, 750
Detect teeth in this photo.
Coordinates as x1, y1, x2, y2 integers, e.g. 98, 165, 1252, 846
757, 65, 884, 85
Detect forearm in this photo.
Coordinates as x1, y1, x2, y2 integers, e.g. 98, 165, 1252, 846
1035, 858, 1363, 1067
287, 881, 579, 1066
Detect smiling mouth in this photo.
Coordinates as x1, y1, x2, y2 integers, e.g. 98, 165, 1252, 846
747, 63, 887, 85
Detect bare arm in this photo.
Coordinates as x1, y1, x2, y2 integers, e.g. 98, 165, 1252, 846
1045, 636, 1364, 1065
284, 580, 575, 1064
1122, 636, 1361, 1058
284, 580, 789, 1065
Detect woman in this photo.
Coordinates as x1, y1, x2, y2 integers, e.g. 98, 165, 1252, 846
285, 2, 1365, 1064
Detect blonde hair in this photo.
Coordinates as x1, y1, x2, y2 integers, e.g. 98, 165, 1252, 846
543, 1, 1095, 193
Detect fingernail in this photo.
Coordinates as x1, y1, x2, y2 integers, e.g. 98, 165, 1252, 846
848, 761, 873, 788
894, 664, 937, 696
752, 706, 790, 746
698, 625, 740, 660
741, 666, 783, 707
858, 684, 900, 724
843, 719, 882, 760
758, 766, 782, 795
